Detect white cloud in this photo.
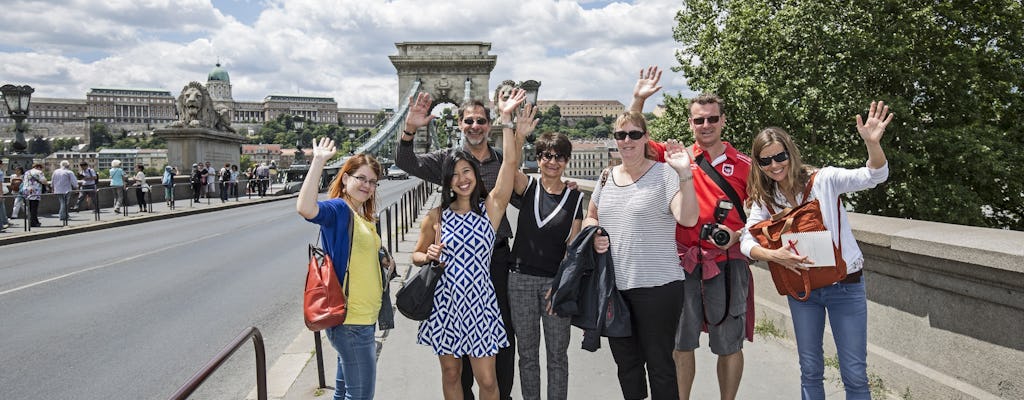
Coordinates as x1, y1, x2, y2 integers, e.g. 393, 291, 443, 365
0, 0, 689, 110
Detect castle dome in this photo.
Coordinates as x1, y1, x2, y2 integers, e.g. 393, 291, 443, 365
208, 63, 230, 83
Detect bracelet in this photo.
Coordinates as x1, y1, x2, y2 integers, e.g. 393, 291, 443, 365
402, 130, 416, 137
679, 175, 694, 183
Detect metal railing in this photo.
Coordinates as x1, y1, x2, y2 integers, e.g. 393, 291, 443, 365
167, 326, 267, 400
309, 179, 434, 389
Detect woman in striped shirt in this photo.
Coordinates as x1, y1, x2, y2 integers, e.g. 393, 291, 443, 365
584, 111, 699, 400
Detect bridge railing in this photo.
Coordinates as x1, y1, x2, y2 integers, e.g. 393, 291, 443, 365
167, 326, 267, 400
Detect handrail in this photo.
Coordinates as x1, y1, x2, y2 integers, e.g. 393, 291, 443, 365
168, 326, 267, 400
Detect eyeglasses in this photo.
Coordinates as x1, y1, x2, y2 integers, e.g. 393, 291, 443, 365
613, 130, 646, 140
538, 152, 568, 162
347, 174, 380, 187
691, 115, 721, 125
757, 150, 790, 166
462, 118, 488, 125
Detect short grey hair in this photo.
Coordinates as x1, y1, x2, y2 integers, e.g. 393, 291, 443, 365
60, 160, 70, 168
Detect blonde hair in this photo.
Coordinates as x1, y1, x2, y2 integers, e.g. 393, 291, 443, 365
613, 111, 657, 161
746, 127, 815, 211
328, 154, 382, 222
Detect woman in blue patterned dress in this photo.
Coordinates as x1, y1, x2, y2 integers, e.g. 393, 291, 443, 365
412, 88, 536, 400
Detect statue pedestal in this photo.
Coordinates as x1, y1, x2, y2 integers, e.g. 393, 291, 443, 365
154, 127, 246, 170
4, 153, 37, 173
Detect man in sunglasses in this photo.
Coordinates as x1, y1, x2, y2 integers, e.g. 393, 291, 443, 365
397, 90, 521, 400
630, 66, 753, 400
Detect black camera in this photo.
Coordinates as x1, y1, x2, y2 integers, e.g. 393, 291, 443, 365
699, 200, 734, 247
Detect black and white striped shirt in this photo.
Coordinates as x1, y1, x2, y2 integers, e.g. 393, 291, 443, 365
593, 162, 684, 290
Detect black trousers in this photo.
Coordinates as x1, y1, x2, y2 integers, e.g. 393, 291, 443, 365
609, 280, 685, 400
460, 240, 515, 400
29, 199, 40, 225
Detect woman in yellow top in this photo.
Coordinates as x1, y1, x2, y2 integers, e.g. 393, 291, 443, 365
297, 138, 392, 400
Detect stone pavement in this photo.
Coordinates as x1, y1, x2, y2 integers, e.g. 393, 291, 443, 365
265, 192, 818, 400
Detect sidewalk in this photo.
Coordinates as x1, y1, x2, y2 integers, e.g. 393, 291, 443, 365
0, 185, 291, 247
269, 193, 808, 400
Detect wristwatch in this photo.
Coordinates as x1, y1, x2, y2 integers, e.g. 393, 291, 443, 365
502, 120, 515, 130
402, 130, 416, 137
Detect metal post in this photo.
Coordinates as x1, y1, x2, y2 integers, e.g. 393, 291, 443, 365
385, 208, 393, 253
314, 331, 328, 389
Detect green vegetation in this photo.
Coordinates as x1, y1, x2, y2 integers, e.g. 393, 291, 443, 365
669, 1, 1024, 230
753, 316, 787, 339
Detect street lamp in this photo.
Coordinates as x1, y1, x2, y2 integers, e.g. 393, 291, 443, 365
517, 80, 541, 144
348, 131, 355, 155
1, 84, 34, 153
444, 114, 455, 149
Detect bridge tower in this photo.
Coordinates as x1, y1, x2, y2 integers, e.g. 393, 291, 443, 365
389, 42, 497, 109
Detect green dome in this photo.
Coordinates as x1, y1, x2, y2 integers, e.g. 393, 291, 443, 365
208, 63, 230, 82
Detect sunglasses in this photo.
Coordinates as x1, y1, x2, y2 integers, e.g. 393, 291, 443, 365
757, 150, 790, 166
462, 118, 488, 125
538, 152, 568, 162
691, 115, 721, 125
613, 130, 646, 140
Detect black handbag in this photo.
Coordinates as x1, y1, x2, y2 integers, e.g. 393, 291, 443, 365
395, 209, 443, 321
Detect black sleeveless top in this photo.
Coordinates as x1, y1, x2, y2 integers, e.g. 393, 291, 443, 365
512, 177, 584, 277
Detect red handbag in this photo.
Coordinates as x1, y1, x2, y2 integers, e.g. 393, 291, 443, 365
303, 214, 353, 331
750, 172, 846, 301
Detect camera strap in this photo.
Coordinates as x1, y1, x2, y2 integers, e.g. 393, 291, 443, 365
696, 154, 747, 222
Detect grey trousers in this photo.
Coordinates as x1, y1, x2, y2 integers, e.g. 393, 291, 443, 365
508, 272, 571, 400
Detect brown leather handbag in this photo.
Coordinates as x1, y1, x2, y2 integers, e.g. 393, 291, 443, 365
303, 213, 354, 331
750, 172, 846, 301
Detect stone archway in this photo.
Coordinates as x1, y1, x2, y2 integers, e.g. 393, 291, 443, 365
389, 41, 496, 111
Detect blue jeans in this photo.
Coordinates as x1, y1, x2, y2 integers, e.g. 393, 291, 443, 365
324, 324, 377, 400
58, 193, 71, 221
788, 280, 870, 400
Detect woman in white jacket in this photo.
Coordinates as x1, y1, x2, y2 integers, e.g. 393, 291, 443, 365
739, 101, 893, 400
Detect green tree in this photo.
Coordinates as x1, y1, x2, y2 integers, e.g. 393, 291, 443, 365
646, 93, 692, 142
29, 135, 50, 154
89, 122, 112, 150
674, 0, 1024, 230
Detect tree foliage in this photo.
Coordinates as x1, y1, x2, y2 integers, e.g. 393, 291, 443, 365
674, 0, 1024, 230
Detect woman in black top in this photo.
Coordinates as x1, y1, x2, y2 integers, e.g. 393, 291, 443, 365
508, 132, 583, 400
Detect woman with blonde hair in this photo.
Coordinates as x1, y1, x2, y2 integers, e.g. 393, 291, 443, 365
740, 101, 893, 400
297, 141, 392, 400
109, 160, 126, 213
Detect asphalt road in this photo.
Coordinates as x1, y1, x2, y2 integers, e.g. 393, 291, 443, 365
0, 178, 423, 400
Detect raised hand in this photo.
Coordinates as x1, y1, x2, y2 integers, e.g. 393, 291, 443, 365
856, 100, 894, 144
633, 66, 663, 101
664, 140, 693, 172
311, 137, 336, 163
499, 88, 527, 117
514, 102, 539, 142
405, 92, 436, 131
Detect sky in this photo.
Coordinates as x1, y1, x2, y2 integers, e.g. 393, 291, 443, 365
0, 0, 693, 112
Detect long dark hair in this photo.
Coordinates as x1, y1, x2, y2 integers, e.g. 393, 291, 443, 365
440, 150, 487, 215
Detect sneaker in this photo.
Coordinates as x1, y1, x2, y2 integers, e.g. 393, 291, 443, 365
113, 208, 120, 213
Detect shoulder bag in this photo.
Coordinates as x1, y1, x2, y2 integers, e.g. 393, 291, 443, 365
395, 208, 444, 321
303, 211, 354, 331
749, 172, 847, 301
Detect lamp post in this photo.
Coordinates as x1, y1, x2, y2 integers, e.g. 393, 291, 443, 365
1, 84, 35, 171
517, 80, 541, 144
444, 114, 456, 149
348, 131, 355, 155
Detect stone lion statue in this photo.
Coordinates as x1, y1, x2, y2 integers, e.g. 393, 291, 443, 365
170, 81, 233, 132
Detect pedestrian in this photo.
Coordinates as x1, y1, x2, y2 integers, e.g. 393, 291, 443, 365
162, 165, 176, 206
51, 160, 79, 222
256, 162, 270, 196
411, 89, 532, 400
297, 139, 394, 400
199, 162, 209, 198
630, 66, 754, 400
398, 89, 527, 400
205, 161, 217, 198
230, 164, 240, 198
219, 163, 231, 202
190, 163, 203, 203
0, 159, 7, 231
585, 111, 699, 400
740, 101, 893, 400
507, 132, 582, 400
110, 160, 126, 213
9, 167, 25, 221
22, 163, 47, 227
132, 164, 148, 212
75, 161, 98, 212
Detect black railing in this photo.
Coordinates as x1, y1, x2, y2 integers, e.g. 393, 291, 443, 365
309, 180, 434, 389
168, 326, 267, 400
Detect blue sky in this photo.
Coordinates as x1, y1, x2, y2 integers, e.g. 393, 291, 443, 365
0, 0, 690, 111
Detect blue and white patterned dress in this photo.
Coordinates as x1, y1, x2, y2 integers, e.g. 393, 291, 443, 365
417, 205, 509, 357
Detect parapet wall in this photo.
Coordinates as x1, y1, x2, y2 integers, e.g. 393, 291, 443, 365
576, 178, 1023, 398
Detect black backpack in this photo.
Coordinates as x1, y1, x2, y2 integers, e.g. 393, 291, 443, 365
222, 169, 231, 182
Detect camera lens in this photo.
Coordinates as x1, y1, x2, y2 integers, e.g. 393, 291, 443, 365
711, 228, 732, 246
